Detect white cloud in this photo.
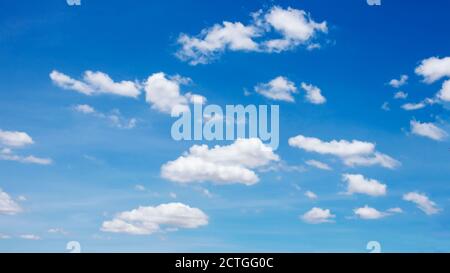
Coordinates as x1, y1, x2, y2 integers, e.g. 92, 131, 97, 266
176, 22, 260, 65
0, 189, 22, 215
134, 184, 146, 191
176, 6, 328, 65
415, 56, 450, 83
288, 135, 399, 169
389, 75, 408, 88
0, 234, 11, 239
437, 80, 450, 102
401, 102, 426, 111
300, 82, 326, 104
19, 234, 41, 240
144, 72, 205, 116
342, 174, 386, 197
254, 76, 297, 102
301, 207, 335, 224
48, 228, 69, 235
161, 138, 279, 185
305, 159, 331, 171
410, 120, 447, 141
403, 192, 439, 215
262, 6, 328, 52
0, 146, 52, 165
304, 190, 318, 200
101, 202, 208, 235
50, 70, 140, 98
354, 205, 386, 219
386, 207, 403, 214
74, 104, 95, 114
394, 91, 408, 99
74, 104, 137, 129
0, 129, 33, 147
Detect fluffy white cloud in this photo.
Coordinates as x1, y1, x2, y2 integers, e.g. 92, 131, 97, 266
0, 149, 52, 165
161, 138, 279, 185
342, 174, 386, 197
304, 190, 318, 200
50, 70, 140, 98
354, 205, 386, 220
394, 91, 408, 99
403, 192, 439, 215
300, 82, 326, 104
176, 6, 327, 65
389, 75, 408, 88
0, 130, 33, 147
254, 76, 297, 102
305, 159, 331, 171
101, 202, 208, 235
0, 189, 22, 215
74, 104, 137, 129
177, 22, 260, 65
415, 56, 450, 83
262, 6, 328, 52
144, 72, 205, 116
410, 120, 447, 141
301, 207, 335, 224
288, 135, 399, 169
437, 80, 450, 102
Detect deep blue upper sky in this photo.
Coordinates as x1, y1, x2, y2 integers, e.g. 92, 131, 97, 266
0, 0, 450, 252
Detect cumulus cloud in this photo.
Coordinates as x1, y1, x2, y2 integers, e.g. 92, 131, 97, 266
0, 130, 33, 147
300, 82, 326, 104
389, 75, 408, 88
403, 192, 439, 215
0, 189, 22, 215
305, 159, 331, 170
176, 6, 328, 65
73, 104, 137, 129
301, 207, 335, 224
342, 174, 386, 197
144, 72, 205, 116
254, 76, 297, 102
288, 135, 399, 169
161, 138, 279, 185
415, 56, 450, 83
353, 205, 386, 220
437, 80, 450, 102
101, 202, 208, 235
50, 70, 140, 98
410, 120, 447, 141
394, 91, 408, 99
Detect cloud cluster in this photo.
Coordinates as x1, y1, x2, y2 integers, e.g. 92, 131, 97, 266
176, 6, 328, 65
161, 138, 279, 185
288, 135, 399, 169
389, 75, 408, 88
0, 189, 22, 215
254, 77, 326, 104
415, 56, 450, 103
0, 129, 52, 165
403, 192, 439, 215
101, 202, 208, 235
301, 207, 335, 224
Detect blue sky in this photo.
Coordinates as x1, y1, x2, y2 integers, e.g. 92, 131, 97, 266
1, 0, 450, 252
